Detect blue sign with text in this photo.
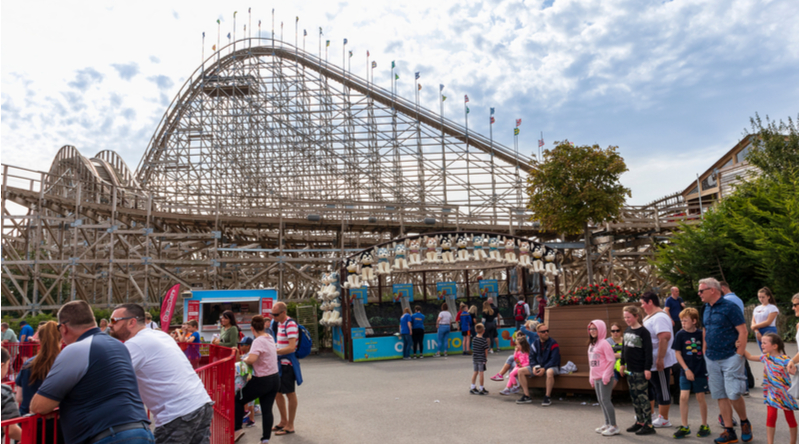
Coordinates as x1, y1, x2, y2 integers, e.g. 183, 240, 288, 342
351, 327, 516, 362
392, 283, 414, 302
436, 281, 457, 300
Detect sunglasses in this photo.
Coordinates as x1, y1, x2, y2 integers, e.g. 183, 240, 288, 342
270, 311, 285, 316
611, 329, 621, 333
793, 303, 799, 308
110, 316, 136, 325
538, 330, 549, 334
698, 288, 713, 294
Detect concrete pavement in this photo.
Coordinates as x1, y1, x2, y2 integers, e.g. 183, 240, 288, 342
239, 341, 798, 443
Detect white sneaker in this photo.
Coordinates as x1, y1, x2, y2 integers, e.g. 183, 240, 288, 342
595, 424, 609, 434
652, 415, 672, 428
602, 426, 620, 436
499, 388, 512, 396
509, 385, 521, 394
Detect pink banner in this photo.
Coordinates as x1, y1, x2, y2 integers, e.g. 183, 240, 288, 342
160, 284, 181, 331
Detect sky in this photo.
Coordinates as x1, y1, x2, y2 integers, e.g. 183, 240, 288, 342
2, 0, 797, 204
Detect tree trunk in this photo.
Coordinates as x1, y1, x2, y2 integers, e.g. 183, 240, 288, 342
584, 221, 594, 285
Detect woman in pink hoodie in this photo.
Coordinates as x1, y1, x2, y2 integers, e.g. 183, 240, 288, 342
588, 319, 619, 436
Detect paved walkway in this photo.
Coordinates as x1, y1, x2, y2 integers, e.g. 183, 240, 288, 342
239, 341, 797, 443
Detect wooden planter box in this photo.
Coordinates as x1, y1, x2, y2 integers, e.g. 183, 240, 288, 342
527, 302, 639, 394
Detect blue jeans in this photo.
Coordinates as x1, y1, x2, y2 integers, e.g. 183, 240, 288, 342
94, 428, 154, 444
437, 325, 450, 354
401, 334, 412, 358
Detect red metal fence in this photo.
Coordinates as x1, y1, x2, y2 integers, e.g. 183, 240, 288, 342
1, 343, 235, 444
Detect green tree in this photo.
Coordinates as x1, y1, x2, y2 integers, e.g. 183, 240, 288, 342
653, 114, 799, 305
526, 142, 631, 283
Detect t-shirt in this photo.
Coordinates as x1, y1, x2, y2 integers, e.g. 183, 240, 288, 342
189, 331, 201, 343
459, 312, 472, 332
643, 311, 677, 370
672, 329, 707, 377
124, 329, 212, 427
753, 304, 779, 328
723, 292, 745, 315
621, 326, 653, 373
606, 337, 623, 372
36, 327, 149, 444
537, 299, 545, 319
14, 357, 42, 415
277, 318, 299, 366
482, 309, 497, 325
703, 297, 746, 361
145, 321, 159, 330
1, 383, 19, 442
19, 324, 34, 341
411, 313, 425, 330
438, 311, 452, 326
664, 296, 684, 325
472, 336, 489, 363
249, 335, 279, 377
399, 314, 412, 335
1, 329, 17, 343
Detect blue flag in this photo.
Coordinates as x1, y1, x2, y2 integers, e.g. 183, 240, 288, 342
490, 107, 495, 115
343, 38, 348, 45
415, 72, 420, 79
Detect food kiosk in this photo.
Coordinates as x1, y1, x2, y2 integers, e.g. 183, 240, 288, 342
183, 289, 278, 342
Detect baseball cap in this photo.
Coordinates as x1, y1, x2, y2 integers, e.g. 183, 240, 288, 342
239, 336, 253, 346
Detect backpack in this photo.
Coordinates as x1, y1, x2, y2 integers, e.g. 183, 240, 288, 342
514, 303, 526, 322
280, 320, 313, 359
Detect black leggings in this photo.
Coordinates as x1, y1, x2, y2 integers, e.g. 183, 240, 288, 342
412, 328, 425, 354
235, 373, 280, 441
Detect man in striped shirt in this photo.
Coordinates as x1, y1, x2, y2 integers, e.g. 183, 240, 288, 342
272, 302, 299, 436
470, 324, 489, 395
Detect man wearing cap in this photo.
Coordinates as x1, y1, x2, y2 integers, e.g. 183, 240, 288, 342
18, 321, 33, 342
108, 303, 213, 444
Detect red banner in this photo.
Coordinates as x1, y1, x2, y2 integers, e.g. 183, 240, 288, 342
261, 298, 273, 320
160, 284, 181, 331
187, 300, 200, 323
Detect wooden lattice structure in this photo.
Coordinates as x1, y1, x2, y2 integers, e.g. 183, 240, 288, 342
1, 39, 702, 316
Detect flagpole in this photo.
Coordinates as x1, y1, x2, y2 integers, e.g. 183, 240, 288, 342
295, 17, 298, 48
272, 9, 275, 46
233, 11, 237, 51
217, 20, 220, 62
280, 22, 283, 43
248, 8, 251, 47
201, 33, 205, 67
490, 109, 496, 224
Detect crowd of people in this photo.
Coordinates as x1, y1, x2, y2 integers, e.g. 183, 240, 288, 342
468, 278, 799, 444
0, 300, 305, 444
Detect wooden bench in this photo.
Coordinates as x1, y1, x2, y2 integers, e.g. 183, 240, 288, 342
526, 302, 635, 394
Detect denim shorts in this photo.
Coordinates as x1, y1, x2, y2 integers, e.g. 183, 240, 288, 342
705, 354, 747, 400
679, 374, 710, 393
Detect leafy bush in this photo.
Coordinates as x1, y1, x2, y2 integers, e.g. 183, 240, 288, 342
551, 279, 641, 306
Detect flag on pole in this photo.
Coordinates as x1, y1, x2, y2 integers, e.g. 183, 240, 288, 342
490, 116, 495, 124
296, 16, 299, 23
234, 11, 238, 17
304, 29, 307, 36
349, 50, 353, 58
442, 95, 447, 101
371, 61, 377, 68
465, 94, 469, 103
418, 83, 422, 91
415, 72, 420, 79
395, 73, 399, 80
217, 19, 221, 25
343, 38, 348, 45
248, 8, 251, 13
569, 141, 575, 147
326, 40, 330, 47
466, 106, 470, 114
227, 32, 231, 39
367, 50, 370, 57
202, 32, 205, 38
490, 107, 495, 115
319, 27, 323, 35
212, 44, 216, 51
439, 84, 444, 92
391, 60, 395, 69
516, 118, 522, 127
259, 20, 262, 27
514, 128, 520, 136
538, 136, 545, 148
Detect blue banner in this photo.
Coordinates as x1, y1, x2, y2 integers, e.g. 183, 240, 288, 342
351, 327, 366, 340
350, 287, 368, 304
478, 279, 498, 298
392, 283, 414, 302
351, 327, 516, 362
332, 326, 344, 359
436, 281, 457, 300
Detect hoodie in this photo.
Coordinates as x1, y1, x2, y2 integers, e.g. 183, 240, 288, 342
587, 319, 616, 387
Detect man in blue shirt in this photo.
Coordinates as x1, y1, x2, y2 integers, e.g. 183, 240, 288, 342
30, 300, 153, 444
18, 321, 33, 342
720, 281, 745, 315
699, 277, 752, 444
663, 287, 685, 334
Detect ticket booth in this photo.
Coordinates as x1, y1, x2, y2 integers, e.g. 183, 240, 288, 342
183, 289, 278, 342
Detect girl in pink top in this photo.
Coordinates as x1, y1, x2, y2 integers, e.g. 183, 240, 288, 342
499, 335, 530, 395
235, 315, 280, 443
588, 319, 619, 436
